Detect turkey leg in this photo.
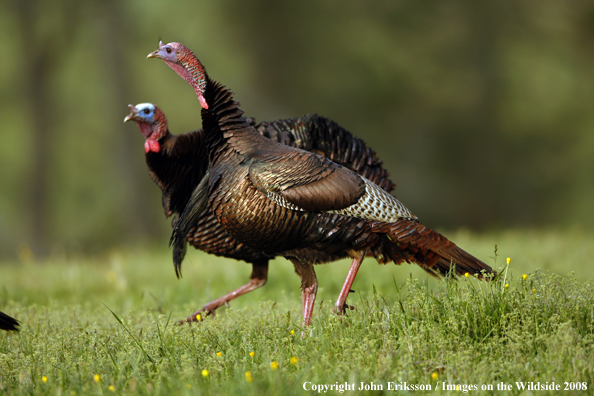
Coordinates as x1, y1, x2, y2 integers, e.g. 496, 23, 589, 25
292, 260, 318, 327
301, 283, 318, 327
334, 253, 365, 314
180, 260, 268, 324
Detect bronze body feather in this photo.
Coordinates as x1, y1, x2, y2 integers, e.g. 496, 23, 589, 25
126, 104, 396, 321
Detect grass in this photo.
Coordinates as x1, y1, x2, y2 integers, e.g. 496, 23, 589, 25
1, 229, 593, 395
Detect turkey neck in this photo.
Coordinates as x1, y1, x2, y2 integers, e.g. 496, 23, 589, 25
201, 79, 270, 165
151, 129, 206, 159
145, 129, 209, 217
146, 130, 207, 176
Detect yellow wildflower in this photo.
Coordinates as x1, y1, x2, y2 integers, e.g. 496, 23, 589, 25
216, 352, 222, 357
42, 376, 48, 383
201, 369, 209, 378
290, 356, 299, 365
506, 257, 511, 265
505, 283, 509, 289
522, 274, 527, 281
464, 272, 469, 278
94, 374, 101, 383
270, 361, 279, 370
108, 385, 115, 392
196, 313, 201, 321
290, 330, 295, 335
245, 371, 253, 383
431, 372, 438, 381
249, 351, 255, 357
532, 288, 536, 294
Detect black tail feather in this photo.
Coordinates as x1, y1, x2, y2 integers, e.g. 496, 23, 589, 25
173, 235, 188, 279
0, 311, 19, 331
169, 172, 210, 273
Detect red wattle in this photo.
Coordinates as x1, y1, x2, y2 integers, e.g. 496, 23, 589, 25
145, 139, 161, 153
199, 94, 209, 110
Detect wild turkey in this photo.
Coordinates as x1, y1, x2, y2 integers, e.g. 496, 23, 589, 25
124, 103, 396, 321
148, 41, 494, 326
0, 311, 19, 331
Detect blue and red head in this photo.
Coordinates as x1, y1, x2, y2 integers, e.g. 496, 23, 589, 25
124, 103, 168, 153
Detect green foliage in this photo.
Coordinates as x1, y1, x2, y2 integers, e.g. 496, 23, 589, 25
1, 231, 593, 395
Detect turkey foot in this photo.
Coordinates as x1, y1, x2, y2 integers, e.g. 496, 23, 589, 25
334, 298, 356, 315
334, 254, 364, 315
179, 261, 268, 324
180, 308, 208, 324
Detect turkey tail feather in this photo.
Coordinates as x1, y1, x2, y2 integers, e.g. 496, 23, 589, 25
172, 236, 188, 279
432, 245, 493, 278
378, 219, 493, 279
0, 311, 19, 331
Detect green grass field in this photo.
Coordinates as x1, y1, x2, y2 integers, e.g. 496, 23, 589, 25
1, 229, 593, 395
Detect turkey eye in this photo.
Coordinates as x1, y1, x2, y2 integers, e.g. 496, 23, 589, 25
166, 47, 172, 54
143, 109, 150, 115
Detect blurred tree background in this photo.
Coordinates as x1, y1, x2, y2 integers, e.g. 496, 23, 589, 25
1, 0, 593, 259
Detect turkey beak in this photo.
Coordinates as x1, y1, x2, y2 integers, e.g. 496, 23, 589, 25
147, 41, 164, 59
147, 49, 160, 59
124, 105, 138, 123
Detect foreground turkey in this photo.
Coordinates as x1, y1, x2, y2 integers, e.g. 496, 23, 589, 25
149, 41, 494, 326
124, 103, 396, 321
0, 311, 19, 331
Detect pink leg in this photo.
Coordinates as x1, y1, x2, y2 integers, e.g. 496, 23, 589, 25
334, 254, 364, 315
301, 284, 318, 327
290, 259, 318, 328
180, 260, 268, 324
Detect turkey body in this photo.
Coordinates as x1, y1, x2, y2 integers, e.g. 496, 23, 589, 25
150, 115, 394, 269
194, 79, 490, 273
126, 104, 396, 321
192, 79, 493, 325
206, 138, 376, 259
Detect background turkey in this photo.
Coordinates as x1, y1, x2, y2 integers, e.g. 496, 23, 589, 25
125, 103, 396, 322
0, 311, 19, 332
149, 41, 494, 326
